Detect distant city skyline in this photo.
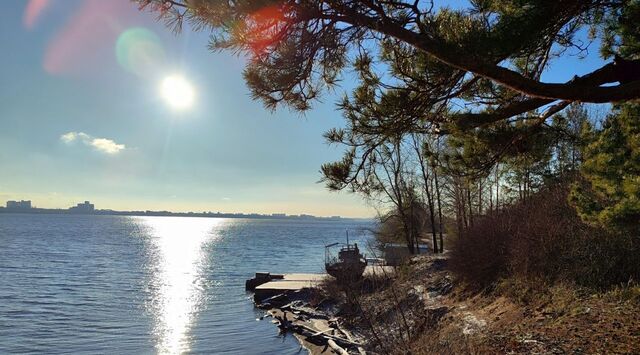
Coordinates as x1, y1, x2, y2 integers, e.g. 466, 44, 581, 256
2, 198, 350, 220
0, 194, 362, 218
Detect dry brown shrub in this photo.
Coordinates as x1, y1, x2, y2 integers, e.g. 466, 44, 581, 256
451, 183, 640, 292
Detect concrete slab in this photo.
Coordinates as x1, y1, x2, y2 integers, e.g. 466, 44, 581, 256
254, 273, 329, 302
255, 274, 328, 290
256, 280, 319, 290
281, 273, 329, 282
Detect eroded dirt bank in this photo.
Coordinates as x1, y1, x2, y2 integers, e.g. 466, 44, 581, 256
342, 254, 640, 354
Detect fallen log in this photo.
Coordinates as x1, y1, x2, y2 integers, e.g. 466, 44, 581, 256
332, 320, 367, 355
271, 311, 363, 349
328, 339, 349, 355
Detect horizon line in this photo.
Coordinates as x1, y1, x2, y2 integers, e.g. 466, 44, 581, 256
2, 199, 374, 220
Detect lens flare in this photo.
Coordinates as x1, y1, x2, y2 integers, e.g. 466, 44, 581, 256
160, 75, 196, 110
43, 0, 132, 75
116, 27, 165, 77
246, 5, 287, 55
23, 0, 51, 30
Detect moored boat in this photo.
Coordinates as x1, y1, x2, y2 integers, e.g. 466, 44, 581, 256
324, 233, 367, 282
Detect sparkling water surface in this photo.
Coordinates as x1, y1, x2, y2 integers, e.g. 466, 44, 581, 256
0, 214, 373, 354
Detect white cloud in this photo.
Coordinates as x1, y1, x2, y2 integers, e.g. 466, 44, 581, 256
60, 132, 78, 143
90, 138, 125, 154
60, 131, 126, 154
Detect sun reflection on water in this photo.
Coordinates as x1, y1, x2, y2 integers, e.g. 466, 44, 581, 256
138, 216, 224, 354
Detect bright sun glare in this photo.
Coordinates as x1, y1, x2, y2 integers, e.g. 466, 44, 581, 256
160, 75, 195, 110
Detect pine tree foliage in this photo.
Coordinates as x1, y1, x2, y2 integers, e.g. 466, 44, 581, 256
138, 0, 640, 123
570, 103, 640, 234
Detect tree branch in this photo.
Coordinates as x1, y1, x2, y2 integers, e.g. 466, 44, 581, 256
452, 59, 630, 129
332, 5, 640, 103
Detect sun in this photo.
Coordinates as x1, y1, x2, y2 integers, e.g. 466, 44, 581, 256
160, 75, 195, 110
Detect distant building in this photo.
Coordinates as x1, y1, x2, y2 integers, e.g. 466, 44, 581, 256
271, 213, 286, 217
6, 200, 32, 210
383, 243, 430, 266
69, 201, 95, 214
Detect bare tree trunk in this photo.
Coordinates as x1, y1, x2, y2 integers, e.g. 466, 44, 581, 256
433, 165, 444, 253
460, 182, 468, 230
489, 178, 494, 214
466, 185, 474, 227
455, 182, 464, 236
428, 178, 438, 254
524, 169, 529, 200
478, 180, 483, 215
518, 180, 523, 201
391, 142, 413, 254
412, 135, 438, 254
410, 200, 420, 254
495, 164, 500, 211
402, 219, 414, 254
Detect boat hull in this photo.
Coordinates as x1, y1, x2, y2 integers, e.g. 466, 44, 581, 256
325, 260, 366, 282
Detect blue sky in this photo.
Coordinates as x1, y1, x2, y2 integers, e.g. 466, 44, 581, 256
0, 0, 607, 217
0, 0, 371, 216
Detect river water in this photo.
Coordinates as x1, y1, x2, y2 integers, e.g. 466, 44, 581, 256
0, 214, 373, 354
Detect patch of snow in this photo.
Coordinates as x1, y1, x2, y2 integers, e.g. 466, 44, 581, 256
462, 312, 487, 335
411, 285, 425, 301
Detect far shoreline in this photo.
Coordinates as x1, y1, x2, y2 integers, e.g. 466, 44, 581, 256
0, 208, 372, 222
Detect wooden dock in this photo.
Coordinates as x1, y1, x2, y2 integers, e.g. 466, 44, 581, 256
252, 273, 329, 302
248, 266, 395, 303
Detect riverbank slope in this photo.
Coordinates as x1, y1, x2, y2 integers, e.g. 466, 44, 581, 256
334, 254, 640, 354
